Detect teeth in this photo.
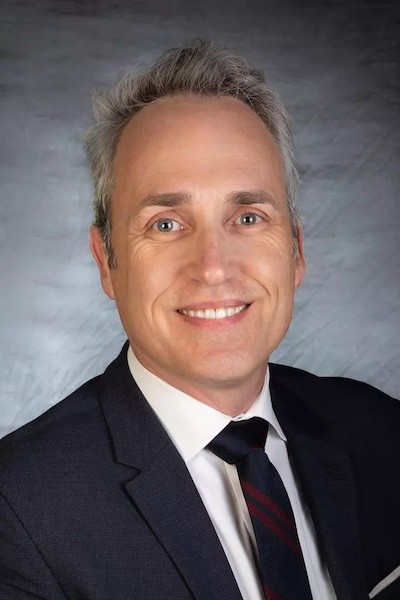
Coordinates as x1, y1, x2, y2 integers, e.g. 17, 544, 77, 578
179, 305, 247, 319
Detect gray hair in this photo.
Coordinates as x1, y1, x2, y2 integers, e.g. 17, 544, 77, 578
84, 39, 300, 268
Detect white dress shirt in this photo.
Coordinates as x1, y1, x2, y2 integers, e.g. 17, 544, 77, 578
127, 347, 337, 600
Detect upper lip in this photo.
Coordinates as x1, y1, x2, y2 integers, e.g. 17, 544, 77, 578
177, 301, 250, 311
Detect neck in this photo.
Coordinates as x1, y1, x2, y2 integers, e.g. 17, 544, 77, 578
158, 375, 265, 417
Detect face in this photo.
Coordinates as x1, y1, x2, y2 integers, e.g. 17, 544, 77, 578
91, 95, 305, 405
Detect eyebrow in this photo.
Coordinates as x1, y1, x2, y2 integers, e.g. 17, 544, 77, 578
226, 189, 279, 209
134, 188, 279, 214
135, 192, 191, 212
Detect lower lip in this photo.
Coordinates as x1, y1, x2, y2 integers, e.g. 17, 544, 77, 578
176, 305, 250, 328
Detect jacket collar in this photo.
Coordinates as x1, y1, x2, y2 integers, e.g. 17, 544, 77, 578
270, 364, 367, 600
98, 342, 243, 600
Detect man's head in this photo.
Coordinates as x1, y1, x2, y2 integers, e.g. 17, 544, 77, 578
86, 40, 305, 412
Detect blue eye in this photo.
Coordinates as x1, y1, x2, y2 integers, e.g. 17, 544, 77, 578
154, 218, 181, 232
237, 213, 262, 226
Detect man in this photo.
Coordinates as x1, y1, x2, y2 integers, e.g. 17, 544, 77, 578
0, 40, 399, 600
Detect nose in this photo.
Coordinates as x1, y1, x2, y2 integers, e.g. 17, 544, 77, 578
185, 228, 236, 286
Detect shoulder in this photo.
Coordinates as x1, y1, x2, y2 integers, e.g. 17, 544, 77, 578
0, 375, 106, 489
269, 362, 399, 433
270, 362, 397, 405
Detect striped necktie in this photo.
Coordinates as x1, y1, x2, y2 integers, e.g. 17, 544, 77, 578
207, 417, 313, 600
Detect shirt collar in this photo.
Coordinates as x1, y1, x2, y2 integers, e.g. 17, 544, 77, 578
127, 346, 286, 463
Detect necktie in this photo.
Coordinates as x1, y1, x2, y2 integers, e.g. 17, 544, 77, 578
207, 417, 312, 600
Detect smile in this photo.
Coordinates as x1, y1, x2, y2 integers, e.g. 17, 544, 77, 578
178, 305, 247, 319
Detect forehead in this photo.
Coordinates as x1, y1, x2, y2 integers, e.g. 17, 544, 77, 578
120, 94, 267, 136
112, 94, 285, 202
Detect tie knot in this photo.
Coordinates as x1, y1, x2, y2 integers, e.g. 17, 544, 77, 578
207, 417, 268, 464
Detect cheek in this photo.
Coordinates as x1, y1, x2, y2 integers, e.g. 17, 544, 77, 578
125, 243, 179, 309
248, 236, 295, 287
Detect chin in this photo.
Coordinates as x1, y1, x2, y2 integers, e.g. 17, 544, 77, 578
186, 357, 263, 388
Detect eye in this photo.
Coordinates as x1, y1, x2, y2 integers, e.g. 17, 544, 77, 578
235, 212, 263, 226
152, 218, 182, 233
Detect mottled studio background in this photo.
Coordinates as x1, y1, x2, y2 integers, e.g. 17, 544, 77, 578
1, 0, 399, 437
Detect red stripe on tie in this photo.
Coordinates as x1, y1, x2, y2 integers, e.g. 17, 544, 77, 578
242, 479, 296, 532
247, 500, 301, 555
263, 584, 283, 600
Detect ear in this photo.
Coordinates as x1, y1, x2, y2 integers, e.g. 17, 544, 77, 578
89, 226, 115, 300
294, 224, 306, 289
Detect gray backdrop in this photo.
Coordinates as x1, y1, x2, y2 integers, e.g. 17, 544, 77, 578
1, 0, 399, 437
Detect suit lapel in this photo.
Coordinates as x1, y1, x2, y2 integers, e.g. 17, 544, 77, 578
124, 443, 243, 600
270, 366, 367, 600
98, 344, 242, 600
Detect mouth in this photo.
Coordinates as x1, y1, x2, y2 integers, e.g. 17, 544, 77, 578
177, 304, 248, 320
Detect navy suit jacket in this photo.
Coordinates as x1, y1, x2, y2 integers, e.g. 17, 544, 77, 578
0, 343, 399, 600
